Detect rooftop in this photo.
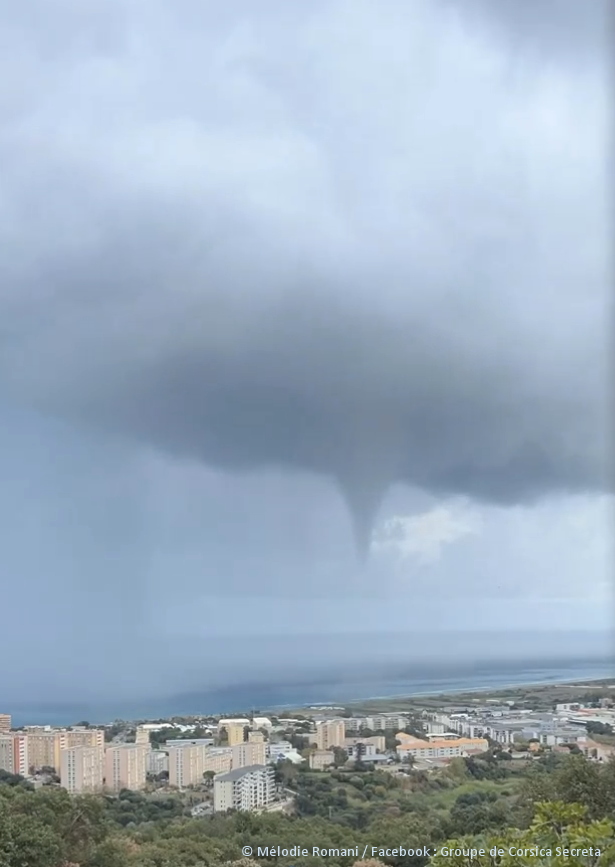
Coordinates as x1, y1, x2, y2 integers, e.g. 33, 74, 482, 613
216, 764, 271, 782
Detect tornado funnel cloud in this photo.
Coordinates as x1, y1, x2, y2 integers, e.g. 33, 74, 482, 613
336, 472, 390, 561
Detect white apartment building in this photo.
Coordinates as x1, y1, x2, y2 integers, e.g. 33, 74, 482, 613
344, 735, 386, 753
343, 715, 409, 734
213, 765, 274, 813
0, 714, 11, 734
218, 718, 250, 731
105, 744, 148, 792
345, 741, 376, 758
252, 717, 272, 730
61, 746, 104, 793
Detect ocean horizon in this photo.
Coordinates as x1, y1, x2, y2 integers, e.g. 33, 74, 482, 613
8, 656, 613, 727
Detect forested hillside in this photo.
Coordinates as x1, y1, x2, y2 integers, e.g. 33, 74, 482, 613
0, 754, 613, 867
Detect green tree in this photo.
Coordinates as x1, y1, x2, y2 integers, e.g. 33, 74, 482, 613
333, 747, 349, 768
430, 801, 615, 867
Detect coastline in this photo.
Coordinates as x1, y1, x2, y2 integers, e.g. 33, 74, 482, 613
266, 673, 615, 715
8, 661, 613, 727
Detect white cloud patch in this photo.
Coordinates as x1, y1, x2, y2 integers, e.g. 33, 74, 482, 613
372, 500, 482, 564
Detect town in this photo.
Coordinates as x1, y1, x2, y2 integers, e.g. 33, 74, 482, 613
1, 681, 613, 816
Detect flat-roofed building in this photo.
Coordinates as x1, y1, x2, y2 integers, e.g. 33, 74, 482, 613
396, 736, 488, 760
0, 714, 11, 734
60, 728, 105, 752
232, 740, 266, 769
61, 746, 104, 793
105, 744, 148, 792
226, 723, 248, 746
213, 765, 274, 813
135, 726, 151, 750
203, 747, 233, 775
0, 734, 28, 776
309, 750, 335, 770
168, 744, 203, 789
146, 750, 169, 775
24, 731, 60, 772
315, 720, 345, 750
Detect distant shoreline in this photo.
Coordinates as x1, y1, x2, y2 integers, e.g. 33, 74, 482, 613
266, 674, 614, 715
8, 662, 613, 727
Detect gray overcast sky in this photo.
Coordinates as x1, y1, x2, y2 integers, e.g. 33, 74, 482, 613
0, 0, 611, 702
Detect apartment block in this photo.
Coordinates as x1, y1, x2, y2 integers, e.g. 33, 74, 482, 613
344, 735, 386, 753
309, 750, 335, 770
105, 744, 148, 792
315, 719, 345, 751
218, 718, 250, 731
226, 723, 247, 746
61, 746, 104, 793
213, 764, 274, 813
232, 740, 266, 769
135, 726, 151, 750
344, 715, 409, 734
168, 745, 204, 788
22, 730, 62, 772
345, 741, 376, 758
0, 714, 11, 733
203, 747, 233, 775
59, 728, 105, 751
396, 735, 488, 760
248, 731, 265, 744
0, 734, 28, 776
146, 750, 169, 775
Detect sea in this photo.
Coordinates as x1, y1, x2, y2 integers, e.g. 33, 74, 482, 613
8, 657, 613, 727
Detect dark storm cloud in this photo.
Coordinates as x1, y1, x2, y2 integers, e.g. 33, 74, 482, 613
0, 0, 610, 553
445, 0, 612, 63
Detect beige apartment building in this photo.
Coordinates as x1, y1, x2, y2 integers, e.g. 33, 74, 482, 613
0, 735, 18, 775
169, 743, 235, 787
396, 734, 488, 760
314, 719, 345, 751
168, 744, 204, 788
105, 744, 148, 792
226, 723, 247, 746
231, 740, 266, 769
22, 730, 61, 772
309, 750, 335, 770
135, 726, 151, 749
203, 747, 232, 776
60, 728, 105, 751
0, 714, 11, 733
60, 746, 104, 793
